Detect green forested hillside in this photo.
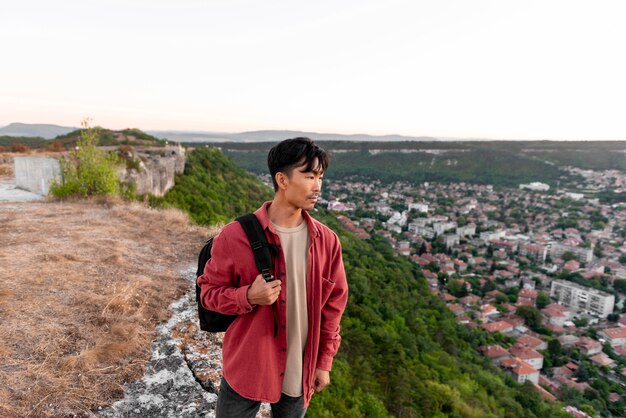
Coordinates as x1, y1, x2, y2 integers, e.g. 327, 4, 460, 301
162, 147, 568, 417
191, 141, 578, 188
307, 212, 568, 417
152, 148, 273, 225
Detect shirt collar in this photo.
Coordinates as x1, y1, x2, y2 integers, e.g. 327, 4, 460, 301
255, 201, 321, 239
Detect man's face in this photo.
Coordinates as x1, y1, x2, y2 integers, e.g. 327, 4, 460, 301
281, 161, 323, 211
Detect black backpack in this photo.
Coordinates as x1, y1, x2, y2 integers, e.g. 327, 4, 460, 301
195, 213, 274, 332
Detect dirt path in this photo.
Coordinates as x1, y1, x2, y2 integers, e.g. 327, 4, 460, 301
98, 267, 270, 418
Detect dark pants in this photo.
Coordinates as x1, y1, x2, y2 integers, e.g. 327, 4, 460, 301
216, 377, 307, 418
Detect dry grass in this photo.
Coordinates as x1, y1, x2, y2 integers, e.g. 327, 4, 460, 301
0, 199, 215, 417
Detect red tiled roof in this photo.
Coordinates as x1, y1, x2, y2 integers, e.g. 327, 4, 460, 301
591, 352, 615, 366
509, 343, 543, 360
481, 321, 514, 333
501, 358, 538, 375
601, 327, 626, 339
479, 344, 510, 359
542, 303, 570, 317
517, 335, 545, 349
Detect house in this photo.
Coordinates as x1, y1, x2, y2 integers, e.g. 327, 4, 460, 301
509, 343, 544, 371
479, 345, 511, 364
459, 295, 481, 307
575, 337, 603, 356
518, 288, 538, 300
599, 327, 626, 347
541, 303, 572, 326
480, 304, 499, 317
447, 304, 465, 316
557, 334, 580, 348
517, 334, 547, 351
563, 260, 581, 272
500, 358, 540, 384
481, 321, 514, 334
441, 293, 457, 302
590, 352, 615, 367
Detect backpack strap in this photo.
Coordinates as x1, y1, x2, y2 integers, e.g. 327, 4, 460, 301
236, 213, 280, 338
236, 213, 273, 282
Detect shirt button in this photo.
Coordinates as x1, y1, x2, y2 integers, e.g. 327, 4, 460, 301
280, 299, 286, 305
280, 272, 286, 277
282, 348, 286, 352
280, 372, 284, 376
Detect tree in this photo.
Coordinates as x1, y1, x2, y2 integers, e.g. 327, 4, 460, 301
547, 339, 563, 366
536, 292, 551, 309
593, 243, 603, 259
619, 254, 626, 265
516, 306, 543, 330
446, 279, 468, 298
575, 361, 590, 382
607, 313, 620, 322
562, 251, 577, 261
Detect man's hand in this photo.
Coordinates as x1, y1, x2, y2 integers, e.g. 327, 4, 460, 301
246, 274, 281, 305
314, 368, 330, 392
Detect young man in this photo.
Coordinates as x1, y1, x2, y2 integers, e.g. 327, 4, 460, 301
198, 137, 349, 418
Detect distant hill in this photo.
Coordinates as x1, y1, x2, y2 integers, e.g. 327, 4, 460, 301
1, 128, 167, 150
147, 129, 439, 143
0, 123, 76, 139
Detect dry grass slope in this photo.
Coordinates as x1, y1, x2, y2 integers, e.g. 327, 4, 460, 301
0, 199, 214, 417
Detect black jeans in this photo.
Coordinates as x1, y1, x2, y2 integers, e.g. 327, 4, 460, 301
216, 377, 307, 418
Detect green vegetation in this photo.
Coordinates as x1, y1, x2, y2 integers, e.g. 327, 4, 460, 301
50, 123, 125, 198
191, 141, 583, 189
0, 135, 48, 148
151, 147, 273, 225
163, 147, 569, 417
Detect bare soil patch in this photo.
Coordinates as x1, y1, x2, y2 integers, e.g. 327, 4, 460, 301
0, 199, 214, 417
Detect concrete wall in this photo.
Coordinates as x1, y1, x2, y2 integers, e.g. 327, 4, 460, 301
14, 157, 61, 195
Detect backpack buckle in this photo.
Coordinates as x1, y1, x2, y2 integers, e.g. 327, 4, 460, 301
261, 269, 273, 282
252, 241, 264, 250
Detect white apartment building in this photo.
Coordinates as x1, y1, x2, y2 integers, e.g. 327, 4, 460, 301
480, 230, 506, 241
456, 224, 476, 237
413, 226, 436, 239
408, 202, 429, 213
549, 243, 593, 264
434, 221, 457, 236
550, 279, 615, 317
518, 243, 548, 263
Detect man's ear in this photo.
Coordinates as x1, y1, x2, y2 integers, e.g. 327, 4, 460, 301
275, 172, 288, 190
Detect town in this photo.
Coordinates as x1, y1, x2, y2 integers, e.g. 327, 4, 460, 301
320, 169, 626, 418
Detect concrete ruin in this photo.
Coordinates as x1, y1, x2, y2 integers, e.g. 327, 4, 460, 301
118, 145, 186, 197
14, 157, 61, 195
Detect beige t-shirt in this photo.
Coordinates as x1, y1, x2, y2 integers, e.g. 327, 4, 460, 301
272, 221, 309, 397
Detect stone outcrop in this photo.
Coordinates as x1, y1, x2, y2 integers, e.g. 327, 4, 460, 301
118, 145, 186, 197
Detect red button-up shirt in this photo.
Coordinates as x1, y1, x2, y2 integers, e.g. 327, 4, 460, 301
198, 202, 348, 406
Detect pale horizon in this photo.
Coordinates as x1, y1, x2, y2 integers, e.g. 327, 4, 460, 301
2, 0, 626, 141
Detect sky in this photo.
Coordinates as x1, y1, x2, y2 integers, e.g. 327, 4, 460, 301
2, 0, 626, 140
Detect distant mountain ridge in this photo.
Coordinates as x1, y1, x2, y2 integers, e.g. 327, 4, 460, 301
0, 123, 77, 139
146, 129, 439, 143
0, 123, 439, 142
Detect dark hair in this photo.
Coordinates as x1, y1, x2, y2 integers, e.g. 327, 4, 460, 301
267, 137, 329, 191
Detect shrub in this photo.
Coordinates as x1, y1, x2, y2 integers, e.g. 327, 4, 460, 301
47, 140, 66, 152
50, 120, 121, 198
10, 143, 29, 153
